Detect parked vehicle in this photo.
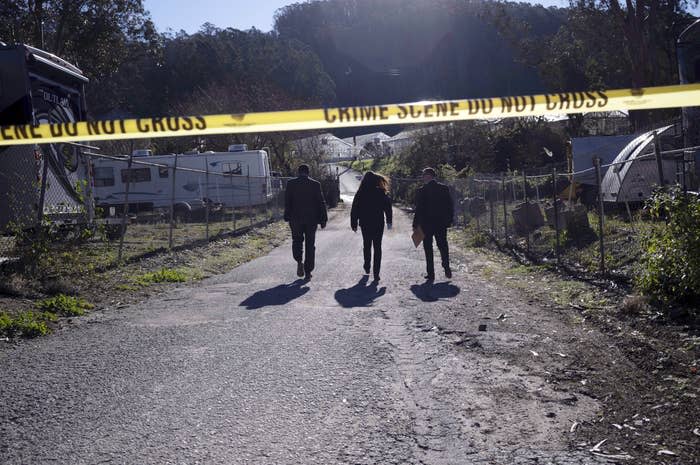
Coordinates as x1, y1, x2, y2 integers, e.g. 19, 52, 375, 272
0, 43, 92, 232
92, 146, 274, 218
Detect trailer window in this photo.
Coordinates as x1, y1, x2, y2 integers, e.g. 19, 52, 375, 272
94, 167, 115, 187
158, 166, 169, 178
222, 162, 242, 176
121, 168, 151, 183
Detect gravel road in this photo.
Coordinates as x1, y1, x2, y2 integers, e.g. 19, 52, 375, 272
0, 170, 611, 464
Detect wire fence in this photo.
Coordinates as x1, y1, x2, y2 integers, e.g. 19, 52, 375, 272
392, 144, 699, 282
0, 145, 339, 277
85, 150, 289, 263
1, 135, 696, 284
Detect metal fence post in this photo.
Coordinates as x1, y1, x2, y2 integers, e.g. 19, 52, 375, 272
230, 174, 236, 231
653, 131, 665, 187
615, 169, 634, 224
37, 145, 49, 225
594, 157, 605, 275
205, 155, 210, 242
247, 167, 253, 226
277, 176, 282, 220
82, 150, 95, 225
523, 171, 530, 254
267, 175, 273, 221
683, 150, 692, 196
168, 153, 178, 250
117, 153, 134, 262
489, 193, 495, 235
552, 167, 560, 266
502, 173, 508, 243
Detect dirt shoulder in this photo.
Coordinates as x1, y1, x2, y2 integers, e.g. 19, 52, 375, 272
1, 207, 350, 338
446, 231, 700, 464
0, 220, 289, 338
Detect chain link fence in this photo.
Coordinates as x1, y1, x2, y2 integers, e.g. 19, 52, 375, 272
84, 150, 283, 262
1, 141, 344, 278
0, 147, 339, 281
0, 141, 95, 269
397, 144, 699, 282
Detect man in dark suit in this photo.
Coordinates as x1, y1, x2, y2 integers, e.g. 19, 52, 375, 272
284, 164, 328, 280
413, 167, 454, 281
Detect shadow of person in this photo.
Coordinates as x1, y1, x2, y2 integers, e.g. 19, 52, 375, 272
409, 281, 460, 303
240, 280, 310, 310
334, 275, 387, 308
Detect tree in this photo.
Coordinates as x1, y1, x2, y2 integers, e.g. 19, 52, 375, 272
274, 0, 555, 107
491, 0, 698, 131
0, 1, 154, 79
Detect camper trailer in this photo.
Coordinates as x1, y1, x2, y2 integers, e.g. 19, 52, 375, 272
0, 44, 92, 231
92, 146, 273, 217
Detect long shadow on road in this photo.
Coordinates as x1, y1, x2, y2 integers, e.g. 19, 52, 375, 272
410, 282, 460, 302
335, 276, 387, 308
240, 280, 310, 309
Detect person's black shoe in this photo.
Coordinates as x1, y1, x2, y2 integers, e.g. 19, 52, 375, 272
424, 274, 435, 281
304, 272, 312, 281
296, 261, 304, 277
444, 267, 452, 279
373, 274, 380, 282
363, 263, 370, 274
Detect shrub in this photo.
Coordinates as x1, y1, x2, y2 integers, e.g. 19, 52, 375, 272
636, 188, 700, 308
36, 294, 94, 316
134, 268, 188, 286
0, 311, 56, 338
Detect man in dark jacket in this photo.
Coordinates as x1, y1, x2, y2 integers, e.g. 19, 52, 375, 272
413, 167, 454, 281
284, 164, 328, 280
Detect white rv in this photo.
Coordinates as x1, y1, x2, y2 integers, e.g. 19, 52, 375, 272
92, 146, 273, 216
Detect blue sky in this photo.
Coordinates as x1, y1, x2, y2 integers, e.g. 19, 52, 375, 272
144, 0, 575, 34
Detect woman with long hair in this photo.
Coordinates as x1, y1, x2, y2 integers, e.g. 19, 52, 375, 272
350, 171, 393, 281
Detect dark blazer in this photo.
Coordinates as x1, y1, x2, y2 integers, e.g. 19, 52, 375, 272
284, 175, 328, 226
350, 187, 392, 230
413, 180, 454, 229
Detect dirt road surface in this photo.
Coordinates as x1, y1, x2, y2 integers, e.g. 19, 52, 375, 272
0, 172, 662, 464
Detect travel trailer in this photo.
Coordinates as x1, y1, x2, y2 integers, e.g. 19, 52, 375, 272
92, 146, 273, 217
0, 43, 92, 231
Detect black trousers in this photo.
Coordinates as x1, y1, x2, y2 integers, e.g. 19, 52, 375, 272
290, 222, 317, 273
361, 224, 384, 277
423, 226, 449, 277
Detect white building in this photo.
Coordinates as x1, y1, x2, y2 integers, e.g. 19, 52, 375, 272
291, 133, 360, 160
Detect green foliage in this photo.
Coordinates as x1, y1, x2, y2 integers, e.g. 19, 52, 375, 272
36, 295, 94, 317
470, 230, 490, 248
637, 189, 700, 306
275, 0, 552, 106
0, 311, 57, 338
493, 0, 693, 131
10, 218, 108, 278
134, 268, 188, 286
0, 1, 156, 96
0, 312, 11, 333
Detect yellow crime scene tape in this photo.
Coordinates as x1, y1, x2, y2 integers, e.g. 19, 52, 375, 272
1, 83, 700, 147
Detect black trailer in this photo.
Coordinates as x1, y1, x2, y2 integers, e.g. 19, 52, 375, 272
0, 43, 93, 232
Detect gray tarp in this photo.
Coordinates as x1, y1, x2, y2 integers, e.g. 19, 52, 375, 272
571, 134, 638, 185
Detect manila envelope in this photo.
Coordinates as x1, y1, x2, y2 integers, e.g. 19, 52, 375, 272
411, 226, 424, 247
